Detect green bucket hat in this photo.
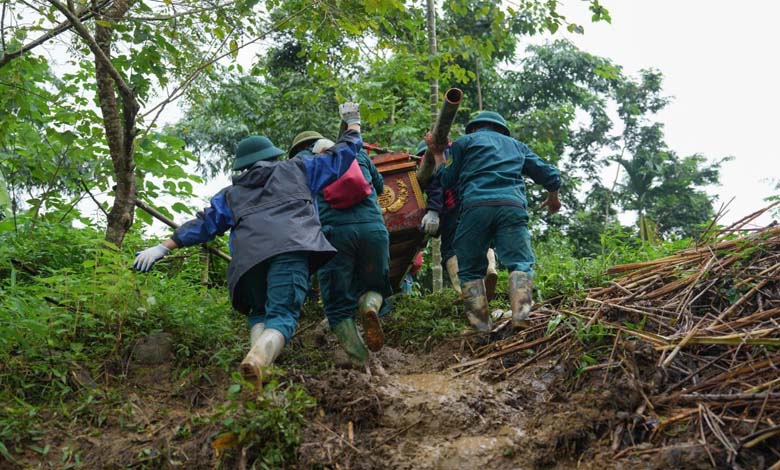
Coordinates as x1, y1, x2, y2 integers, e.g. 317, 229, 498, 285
414, 140, 427, 156
289, 130, 325, 156
233, 136, 285, 171
465, 111, 510, 136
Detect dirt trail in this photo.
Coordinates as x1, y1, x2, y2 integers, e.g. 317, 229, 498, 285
10, 327, 663, 469
296, 334, 620, 470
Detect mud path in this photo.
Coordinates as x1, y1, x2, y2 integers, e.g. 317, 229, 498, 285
10, 327, 659, 469
295, 335, 613, 470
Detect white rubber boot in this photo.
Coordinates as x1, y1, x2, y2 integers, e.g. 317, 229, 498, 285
446, 256, 462, 295
240, 328, 285, 390
485, 249, 498, 301
249, 322, 265, 347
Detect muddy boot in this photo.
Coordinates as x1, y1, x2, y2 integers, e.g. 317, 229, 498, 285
484, 249, 498, 302
249, 322, 265, 347
461, 279, 491, 332
445, 256, 462, 295
332, 318, 369, 367
240, 328, 284, 390
509, 271, 534, 328
358, 291, 384, 352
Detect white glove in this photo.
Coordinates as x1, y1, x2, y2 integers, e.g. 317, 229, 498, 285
133, 243, 171, 272
338, 102, 361, 126
420, 210, 440, 235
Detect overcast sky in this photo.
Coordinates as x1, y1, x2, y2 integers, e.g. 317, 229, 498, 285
548, 0, 779, 226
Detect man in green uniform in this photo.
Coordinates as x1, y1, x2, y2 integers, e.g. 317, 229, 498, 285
292, 133, 392, 367
426, 111, 561, 331
417, 141, 498, 299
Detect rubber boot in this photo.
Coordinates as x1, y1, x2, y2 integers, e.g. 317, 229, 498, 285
240, 328, 284, 390
485, 249, 498, 302
509, 271, 534, 328
332, 318, 369, 366
358, 291, 384, 352
446, 256, 462, 295
249, 322, 265, 347
461, 279, 491, 332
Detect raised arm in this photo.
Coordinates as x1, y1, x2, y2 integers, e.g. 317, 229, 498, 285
302, 103, 363, 193
429, 134, 460, 189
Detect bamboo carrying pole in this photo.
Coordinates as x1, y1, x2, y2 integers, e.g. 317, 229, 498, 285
416, 88, 463, 187
134, 198, 231, 262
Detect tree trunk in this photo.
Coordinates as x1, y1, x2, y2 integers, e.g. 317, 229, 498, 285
94, 0, 139, 247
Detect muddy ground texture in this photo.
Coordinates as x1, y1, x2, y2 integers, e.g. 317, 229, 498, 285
9, 310, 759, 470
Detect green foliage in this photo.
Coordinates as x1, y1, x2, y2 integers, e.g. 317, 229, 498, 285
173, 1, 610, 174
384, 290, 467, 346
0, 223, 244, 453
213, 378, 315, 469
532, 228, 689, 300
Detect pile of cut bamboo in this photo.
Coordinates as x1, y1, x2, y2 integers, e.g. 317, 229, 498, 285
454, 204, 780, 465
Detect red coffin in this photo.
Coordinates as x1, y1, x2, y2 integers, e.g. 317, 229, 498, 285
369, 150, 427, 290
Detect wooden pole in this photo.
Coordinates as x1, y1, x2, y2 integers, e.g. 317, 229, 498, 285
426, 0, 442, 292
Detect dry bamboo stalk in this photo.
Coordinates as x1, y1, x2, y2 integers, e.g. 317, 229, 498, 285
746, 377, 780, 394
666, 393, 780, 404
662, 359, 776, 398
707, 264, 780, 328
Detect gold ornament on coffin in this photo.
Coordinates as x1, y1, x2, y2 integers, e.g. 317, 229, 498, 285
378, 180, 408, 214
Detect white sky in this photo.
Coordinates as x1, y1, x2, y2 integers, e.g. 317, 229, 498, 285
548, 0, 779, 226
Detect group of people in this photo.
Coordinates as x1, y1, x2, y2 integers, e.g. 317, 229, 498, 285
133, 103, 561, 388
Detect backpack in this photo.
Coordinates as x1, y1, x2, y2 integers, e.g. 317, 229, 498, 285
322, 159, 372, 209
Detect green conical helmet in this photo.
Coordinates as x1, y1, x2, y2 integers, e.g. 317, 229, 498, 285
465, 111, 510, 136
289, 131, 325, 156
233, 136, 285, 171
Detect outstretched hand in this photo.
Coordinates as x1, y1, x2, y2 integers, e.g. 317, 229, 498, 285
338, 102, 361, 126
133, 243, 171, 272
540, 191, 561, 214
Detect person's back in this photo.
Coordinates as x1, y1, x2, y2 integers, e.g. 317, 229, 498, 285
314, 150, 384, 226
292, 139, 391, 365
441, 127, 561, 211
429, 110, 561, 333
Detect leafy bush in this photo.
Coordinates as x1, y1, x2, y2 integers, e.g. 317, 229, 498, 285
213, 379, 315, 469
0, 223, 245, 452
383, 289, 466, 346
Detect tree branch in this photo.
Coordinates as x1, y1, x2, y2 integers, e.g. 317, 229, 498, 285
126, 0, 237, 21
0, 0, 112, 69
79, 178, 109, 218
139, 4, 308, 136
1, 1, 7, 53
46, 0, 137, 108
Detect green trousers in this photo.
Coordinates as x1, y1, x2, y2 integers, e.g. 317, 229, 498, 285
238, 252, 309, 342
454, 205, 534, 283
318, 221, 392, 328
439, 210, 458, 263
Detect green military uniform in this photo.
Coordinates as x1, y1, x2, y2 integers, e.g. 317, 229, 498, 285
296, 146, 392, 359
435, 111, 561, 330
